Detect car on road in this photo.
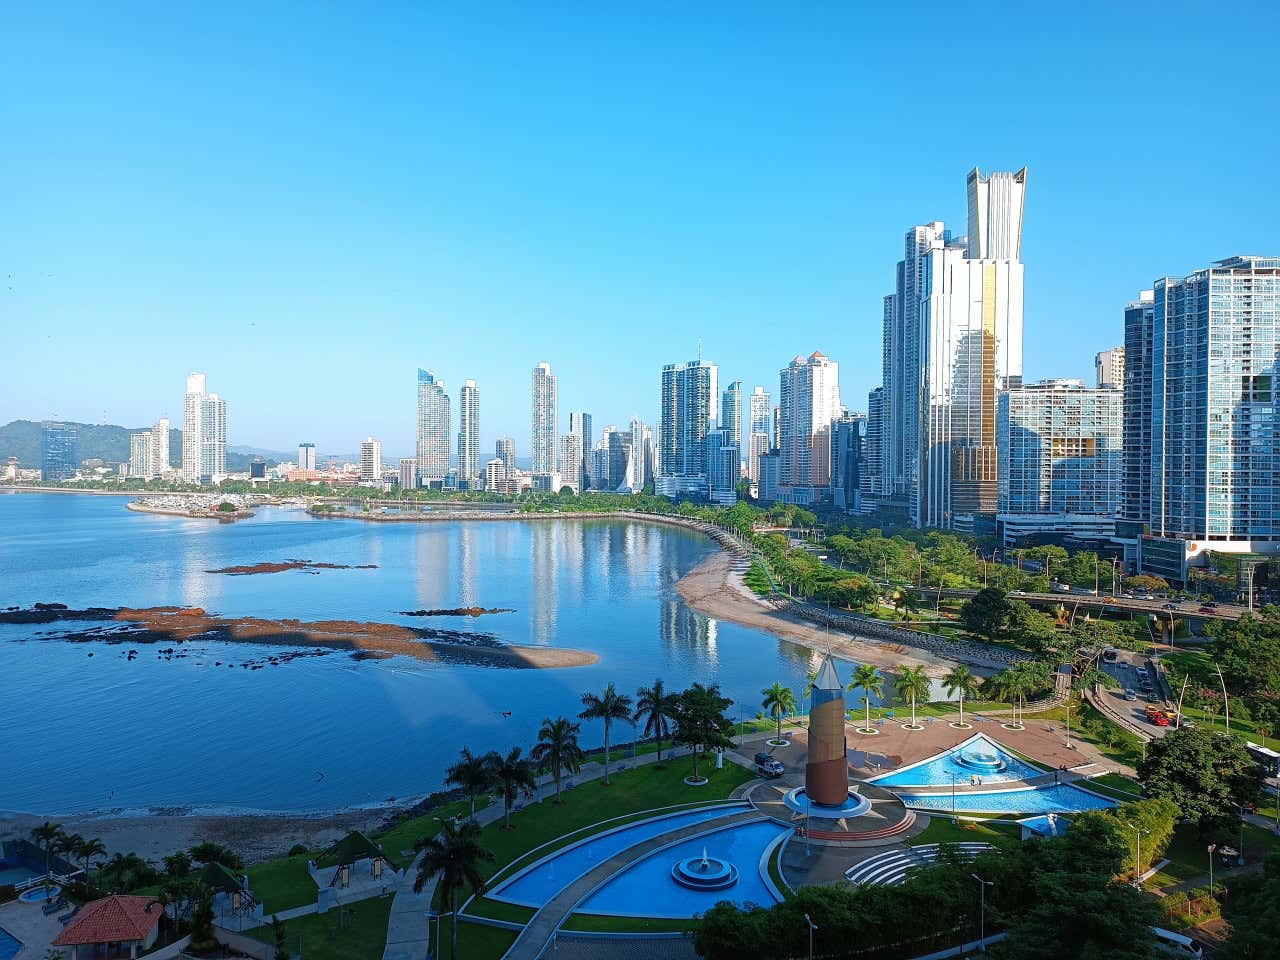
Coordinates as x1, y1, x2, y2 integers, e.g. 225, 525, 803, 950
1198, 606, 1216, 614
1162, 602, 1180, 610
754, 752, 785, 778
1124, 689, 1138, 701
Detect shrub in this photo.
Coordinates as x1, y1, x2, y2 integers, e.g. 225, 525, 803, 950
287, 844, 308, 857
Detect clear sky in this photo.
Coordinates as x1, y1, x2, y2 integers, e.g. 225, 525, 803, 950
3, 2, 1277, 458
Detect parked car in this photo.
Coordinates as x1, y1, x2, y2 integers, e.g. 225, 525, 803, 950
754, 752, 785, 778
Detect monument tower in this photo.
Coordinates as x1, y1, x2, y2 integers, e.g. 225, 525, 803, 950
805, 654, 848, 805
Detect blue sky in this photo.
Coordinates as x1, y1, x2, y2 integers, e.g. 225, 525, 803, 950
3, 2, 1277, 458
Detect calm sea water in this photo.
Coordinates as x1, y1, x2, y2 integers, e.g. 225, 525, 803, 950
0, 492, 874, 814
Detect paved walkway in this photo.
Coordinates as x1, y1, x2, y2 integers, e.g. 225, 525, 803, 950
500, 808, 764, 960
382, 748, 669, 960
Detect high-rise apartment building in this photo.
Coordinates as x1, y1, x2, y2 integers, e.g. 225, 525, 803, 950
151, 417, 170, 475
41, 421, 77, 480
531, 363, 558, 476
863, 388, 884, 506
399, 458, 417, 489
658, 358, 717, 496
1120, 291, 1155, 543
416, 369, 451, 485
720, 381, 742, 449
1095, 346, 1125, 389
495, 437, 515, 477
1122, 256, 1280, 581
484, 458, 506, 490
996, 379, 1121, 544
778, 351, 841, 500
830, 414, 863, 513
360, 437, 383, 483
626, 418, 654, 492
568, 412, 592, 488
181, 373, 226, 484
558, 433, 582, 494
130, 432, 152, 479
298, 442, 317, 472
880, 168, 1027, 530
746, 386, 771, 485
457, 379, 480, 488
702, 428, 739, 505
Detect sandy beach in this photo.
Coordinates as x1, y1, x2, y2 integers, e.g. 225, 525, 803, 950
0, 804, 400, 863
675, 551, 980, 678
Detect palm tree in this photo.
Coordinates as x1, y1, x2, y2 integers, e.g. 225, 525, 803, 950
53, 831, 82, 873
849, 664, 884, 733
488, 747, 536, 830
74, 836, 107, 882
413, 818, 494, 960
445, 747, 495, 818
579, 682, 633, 786
635, 679, 677, 767
895, 665, 932, 729
530, 717, 585, 804
942, 665, 980, 727
760, 682, 797, 742
30, 821, 63, 878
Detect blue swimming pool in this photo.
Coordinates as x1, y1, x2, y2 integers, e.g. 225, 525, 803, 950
491, 804, 748, 907
897, 783, 1116, 815
0, 926, 22, 960
578, 820, 790, 918
869, 733, 1046, 787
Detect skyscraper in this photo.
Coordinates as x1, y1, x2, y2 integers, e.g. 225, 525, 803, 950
628, 417, 654, 491
558, 433, 582, 494
298, 442, 317, 472
997, 379, 1122, 544
151, 417, 170, 475
129, 432, 152, 478
182, 373, 207, 482
863, 388, 884, 508
458, 379, 480, 488
778, 351, 842, 499
1120, 291, 1155, 541
568, 412, 592, 488
531, 362, 558, 475
1124, 256, 1280, 581
495, 436, 516, 477
881, 167, 1027, 530
830, 413, 863, 513
1095, 346, 1125, 389
720, 380, 742, 449
360, 438, 383, 483
658, 358, 717, 496
702, 428, 739, 505
201, 392, 226, 482
416, 369, 451, 485
41, 421, 77, 481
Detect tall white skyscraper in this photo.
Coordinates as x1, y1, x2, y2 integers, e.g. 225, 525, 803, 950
495, 437, 515, 477
130, 432, 152, 479
558, 433, 582, 494
531, 362, 558, 475
778, 352, 841, 494
457, 379, 480, 487
747, 386, 771, 485
298, 442, 317, 471
417, 369, 451, 484
628, 417, 654, 491
181, 373, 226, 483
720, 381, 742, 449
151, 417, 170, 474
568, 412, 592, 488
658, 358, 717, 492
1095, 346, 1125, 389
181, 372, 206, 482
360, 437, 383, 483
966, 167, 1027, 260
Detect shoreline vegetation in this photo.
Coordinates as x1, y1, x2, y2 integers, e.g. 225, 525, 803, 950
127, 495, 256, 520
0, 604, 596, 670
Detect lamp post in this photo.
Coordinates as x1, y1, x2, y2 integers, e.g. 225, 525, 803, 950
948, 773, 959, 816
1125, 821, 1147, 886
804, 913, 818, 960
972, 873, 993, 951
1207, 844, 1216, 894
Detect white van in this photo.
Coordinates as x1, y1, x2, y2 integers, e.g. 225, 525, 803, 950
1151, 927, 1203, 959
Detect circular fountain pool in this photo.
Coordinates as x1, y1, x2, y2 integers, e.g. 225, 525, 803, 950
782, 787, 872, 818
956, 748, 1007, 773
671, 847, 739, 891
19, 885, 60, 903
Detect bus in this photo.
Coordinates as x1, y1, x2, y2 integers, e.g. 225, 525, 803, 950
1151, 926, 1203, 959
1246, 741, 1280, 777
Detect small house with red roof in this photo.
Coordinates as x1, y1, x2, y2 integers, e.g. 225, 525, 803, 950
52, 894, 163, 958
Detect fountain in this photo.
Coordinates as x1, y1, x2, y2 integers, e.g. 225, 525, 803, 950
956, 747, 1007, 773
671, 846, 739, 891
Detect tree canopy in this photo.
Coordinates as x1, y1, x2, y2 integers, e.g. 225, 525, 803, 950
1137, 726, 1264, 833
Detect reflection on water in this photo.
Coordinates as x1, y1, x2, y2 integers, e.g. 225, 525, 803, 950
1, 493, 868, 812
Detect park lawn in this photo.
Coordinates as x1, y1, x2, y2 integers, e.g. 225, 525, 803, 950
1093, 772, 1145, 796
907, 817, 1018, 847
435, 915, 518, 960
374, 797, 487, 869
767, 839, 791, 898
561, 913, 696, 933
1145, 822, 1280, 890
247, 893, 392, 960
464, 897, 535, 924
1174, 706, 1280, 752
246, 853, 318, 915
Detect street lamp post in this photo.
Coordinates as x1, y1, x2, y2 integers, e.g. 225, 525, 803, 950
1207, 844, 1216, 894
804, 913, 818, 960
1125, 822, 1147, 885
972, 873, 993, 952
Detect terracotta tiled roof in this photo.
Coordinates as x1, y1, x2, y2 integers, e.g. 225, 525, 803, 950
53, 894, 163, 946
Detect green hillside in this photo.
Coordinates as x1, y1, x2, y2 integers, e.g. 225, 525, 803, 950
0, 420, 269, 472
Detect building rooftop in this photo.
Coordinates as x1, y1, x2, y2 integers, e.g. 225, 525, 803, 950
53, 895, 163, 947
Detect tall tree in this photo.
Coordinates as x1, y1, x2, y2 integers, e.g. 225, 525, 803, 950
635, 678, 677, 767
673, 682, 736, 782
848, 664, 884, 733
488, 747, 536, 830
895, 665, 932, 728
942, 665, 980, 727
414, 818, 495, 960
74, 836, 107, 882
1137, 726, 1264, 833
530, 716, 585, 805
579, 682, 633, 786
30, 821, 63, 877
445, 746, 495, 818
760, 682, 797, 741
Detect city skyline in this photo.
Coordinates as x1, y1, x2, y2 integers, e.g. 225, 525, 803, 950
4, 6, 1277, 452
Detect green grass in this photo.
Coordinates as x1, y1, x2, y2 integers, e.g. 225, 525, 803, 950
464, 897, 536, 924
433, 915, 518, 960
1145, 822, 1280, 890
247, 893, 392, 960
1093, 773, 1145, 796
373, 797, 488, 869
561, 913, 696, 933
246, 853, 318, 914
767, 838, 791, 898
907, 817, 1017, 847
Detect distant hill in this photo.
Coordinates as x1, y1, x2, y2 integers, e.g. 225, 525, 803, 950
0, 420, 272, 471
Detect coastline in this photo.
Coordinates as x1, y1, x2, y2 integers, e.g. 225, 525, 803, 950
126, 499, 254, 520
675, 551, 987, 678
